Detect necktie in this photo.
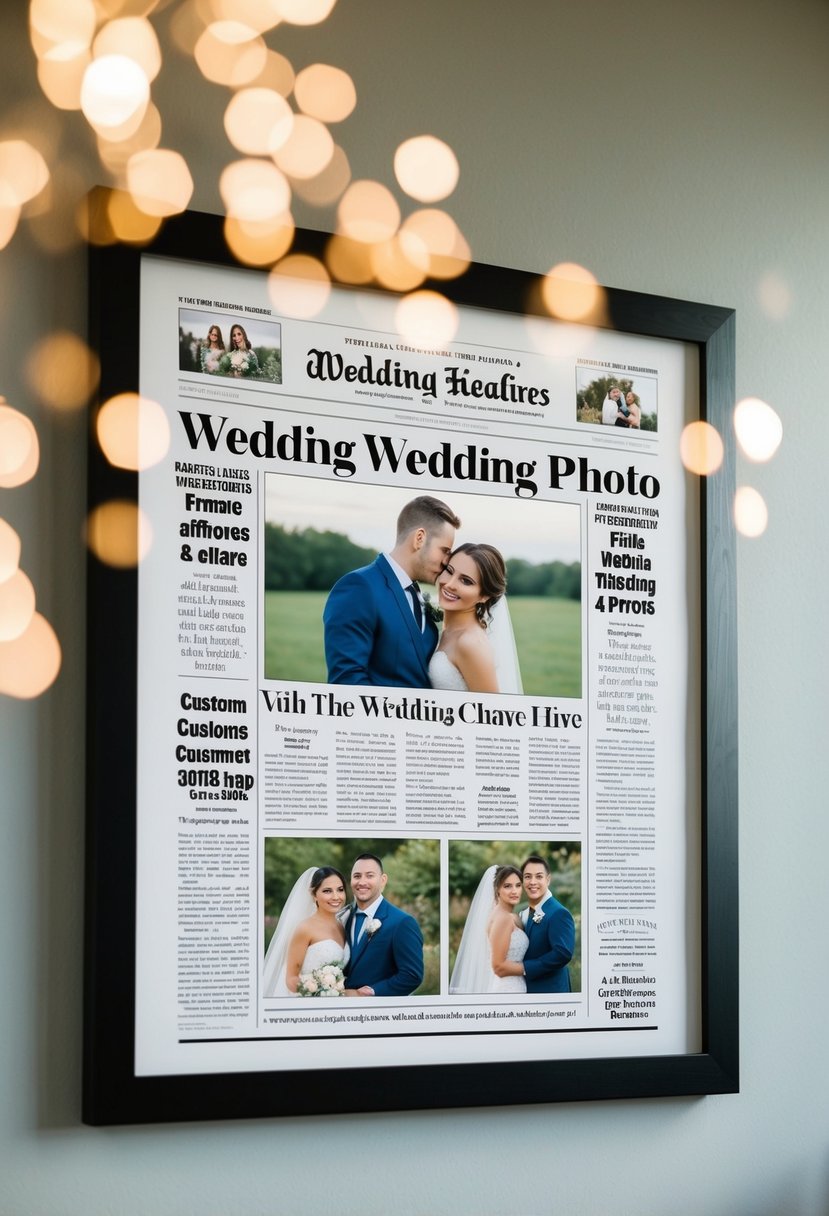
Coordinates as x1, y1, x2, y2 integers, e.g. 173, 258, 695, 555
406, 582, 423, 631
352, 909, 366, 946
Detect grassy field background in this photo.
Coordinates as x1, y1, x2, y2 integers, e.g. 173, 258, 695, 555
264, 591, 582, 698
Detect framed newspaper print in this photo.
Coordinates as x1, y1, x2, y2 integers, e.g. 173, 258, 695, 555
83, 210, 737, 1124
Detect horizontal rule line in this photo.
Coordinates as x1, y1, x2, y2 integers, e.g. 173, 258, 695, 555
179, 1025, 659, 1045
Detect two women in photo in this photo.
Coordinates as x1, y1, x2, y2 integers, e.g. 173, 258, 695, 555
198, 321, 260, 378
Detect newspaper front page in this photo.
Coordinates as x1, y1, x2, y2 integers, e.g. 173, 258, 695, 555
134, 255, 700, 1077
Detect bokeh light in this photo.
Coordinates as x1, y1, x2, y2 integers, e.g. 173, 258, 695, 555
395, 290, 458, 348
92, 16, 162, 81
734, 485, 768, 538
251, 48, 295, 97
0, 569, 36, 642
207, 0, 281, 34
95, 0, 163, 19
268, 254, 331, 318
224, 88, 293, 156
399, 208, 470, 279
220, 158, 290, 222
37, 44, 90, 110
106, 187, 162, 241
127, 148, 194, 216
0, 203, 20, 251
271, 0, 337, 24
541, 262, 604, 322
734, 396, 783, 463
272, 114, 334, 180
291, 143, 350, 206
29, 0, 97, 57
0, 404, 40, 488
324, 233, 374, 284
224, 213, 295, 266
757, 271, 793, 322
294, 64, 356, 122
85, 500, 153, 566
0, 611, 61, 699
338, 180, 400, 243
76, 185, 118, 245
0, 140, 50, 207
679, 420, 724, 476
80, 54, 150, 131
194, 22, 267, 87
25, 330, 100, 411
394, 135, 459, 204
96, 393, 171, 470
96, 102, 162, 172
371, 235, 427, 292
0, 519, 21, 585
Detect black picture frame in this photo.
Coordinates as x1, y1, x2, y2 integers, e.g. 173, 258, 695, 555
84, 209, 737, 1125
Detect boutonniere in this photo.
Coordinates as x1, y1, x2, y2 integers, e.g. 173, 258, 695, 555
532, 908, 545, 924
366, 918, 382, 938
423, 594, 443, 624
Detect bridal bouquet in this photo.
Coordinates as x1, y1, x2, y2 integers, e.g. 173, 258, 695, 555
219, 350, 255, 376
297, 962, 346, 997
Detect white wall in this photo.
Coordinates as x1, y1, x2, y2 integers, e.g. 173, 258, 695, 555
3, 1, 828, 1212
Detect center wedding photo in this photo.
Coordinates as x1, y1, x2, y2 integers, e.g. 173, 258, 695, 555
263, 476, 582, 698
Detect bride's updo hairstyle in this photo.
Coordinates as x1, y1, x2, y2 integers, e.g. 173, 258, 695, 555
309, 866, 346, 903
493, 864, 522, 901
450, 542, 507, 628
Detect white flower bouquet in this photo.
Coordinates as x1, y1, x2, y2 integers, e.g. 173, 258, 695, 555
297, 961, 346, 997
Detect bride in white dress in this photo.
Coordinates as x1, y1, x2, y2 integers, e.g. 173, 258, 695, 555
262, 866, 350, 997
428, 543, 523, 695
449, 864, 529, 994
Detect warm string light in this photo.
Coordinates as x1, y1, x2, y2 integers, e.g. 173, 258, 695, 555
96, 393, 171, 471
395, 290, 458, 348
734, 486, 768, 538
85, 500, 153, 567
541, 262, 605, 324
679, 421, 724, 477
25, 331, 100, 411
268, 254, 331, 318
0, 386, 59, 695
0, 403, 40, 488
0, 520, 22, 583
394, 135, 459, 203
0, 611, 62, 699
0, 570, 36, 642
734, 397, 782, 462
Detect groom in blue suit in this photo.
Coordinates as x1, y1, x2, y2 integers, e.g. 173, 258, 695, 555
520, 854, 575, 993
344, 853, 424, 997
323, 495, 460, 687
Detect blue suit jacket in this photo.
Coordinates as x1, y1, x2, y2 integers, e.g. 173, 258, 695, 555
323, 555, 437, 687
523, 892, 575, 994
344, 898, 424, 996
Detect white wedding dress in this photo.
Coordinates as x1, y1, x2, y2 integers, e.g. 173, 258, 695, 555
429, 649, 468, 691
428, 598, 523, 694
489, 927, 529, 993
263, 866, 350, 997
298, 939, 350, 977
450, 866, 530, 994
